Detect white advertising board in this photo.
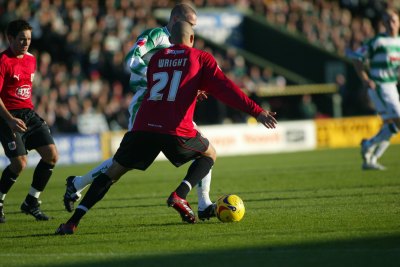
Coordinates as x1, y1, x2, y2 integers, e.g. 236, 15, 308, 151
108, 121, 316, 160
0, 134, 102, 168
199, 121, 316, 156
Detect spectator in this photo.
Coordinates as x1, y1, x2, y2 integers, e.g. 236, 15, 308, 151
0, 0, 381, 130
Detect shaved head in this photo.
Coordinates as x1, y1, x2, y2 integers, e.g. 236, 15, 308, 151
167, 3, 197, 31
170, 21, 194, 47
170, 3, 196, 21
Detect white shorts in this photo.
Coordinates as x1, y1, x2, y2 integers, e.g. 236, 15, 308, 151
368, 83, 400, 120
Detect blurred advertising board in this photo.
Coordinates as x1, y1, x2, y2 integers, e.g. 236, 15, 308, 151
3, 116, 397, 168
316, 116, 400, 148
0, 134, 102, 168
103, 121, 317, 159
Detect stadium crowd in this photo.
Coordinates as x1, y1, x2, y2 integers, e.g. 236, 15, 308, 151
0, 0, 394, 133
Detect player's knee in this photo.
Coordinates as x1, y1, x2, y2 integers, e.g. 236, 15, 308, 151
210, 152, 217, 163
200, 155, 215, 168
39, 145, 58, 165
105, 161, 129, 182
205, 143, 217, 162
9, 157, 28, 174
42, 153, 58, 166
47, 153, 58, 166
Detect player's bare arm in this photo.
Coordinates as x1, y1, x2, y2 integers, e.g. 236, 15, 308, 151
352, 59, 376, 90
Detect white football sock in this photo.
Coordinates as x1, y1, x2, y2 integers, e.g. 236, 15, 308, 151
0, 193, 6, 201
197, 169, 213, 211
369, 123, 398, 164
371, 140, 390, 164
74, 158, 113, 194
28, 187, 41, 198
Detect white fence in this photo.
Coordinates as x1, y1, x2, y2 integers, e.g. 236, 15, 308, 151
0, 121, 316, 168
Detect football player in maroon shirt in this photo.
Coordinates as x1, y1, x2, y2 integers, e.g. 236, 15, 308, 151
0, 20, 58, 223
56, 21, 276, 235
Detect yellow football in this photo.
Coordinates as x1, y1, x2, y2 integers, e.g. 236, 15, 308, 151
216, 194, 245, 222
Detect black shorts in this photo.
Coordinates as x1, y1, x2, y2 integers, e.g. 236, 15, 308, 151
114, 131, 210, 170
0, 109, 55, 158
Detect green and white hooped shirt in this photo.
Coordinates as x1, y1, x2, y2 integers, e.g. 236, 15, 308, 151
125, 26, 172, 128
125, 26, 172, 94
352, 33, 400, 85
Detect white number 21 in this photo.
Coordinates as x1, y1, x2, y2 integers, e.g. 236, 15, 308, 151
148, 71, 182, 102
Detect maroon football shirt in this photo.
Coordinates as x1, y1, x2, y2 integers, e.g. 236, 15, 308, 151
0, 48, 35, 110
133, 44, 263, 137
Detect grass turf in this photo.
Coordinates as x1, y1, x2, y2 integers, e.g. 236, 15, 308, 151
0, 145, 399, 267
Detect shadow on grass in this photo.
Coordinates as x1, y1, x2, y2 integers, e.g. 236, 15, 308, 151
52, 234, 400, 267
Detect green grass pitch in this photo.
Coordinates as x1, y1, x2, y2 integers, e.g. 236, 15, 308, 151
1, 145, 399, 267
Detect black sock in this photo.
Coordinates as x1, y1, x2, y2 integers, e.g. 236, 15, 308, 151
32, 160, 55, 191
175, 156, 214, 199
175, 182, 191, 199
67, 209, 86, 226
24, 194, 38, 206
0, 166, 18, 194
67, 173, 113, 225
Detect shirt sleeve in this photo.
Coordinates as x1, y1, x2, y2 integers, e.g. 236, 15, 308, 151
200, 52, 263, 118
0, 61, 5, 94
124, 28, 170, 93
124, 31, 153, 80
350, 39, 371, 62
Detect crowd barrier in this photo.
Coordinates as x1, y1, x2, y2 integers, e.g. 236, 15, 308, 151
0, 116, 398, 168
0, 134, 102, 168
316, 116, 400, 148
